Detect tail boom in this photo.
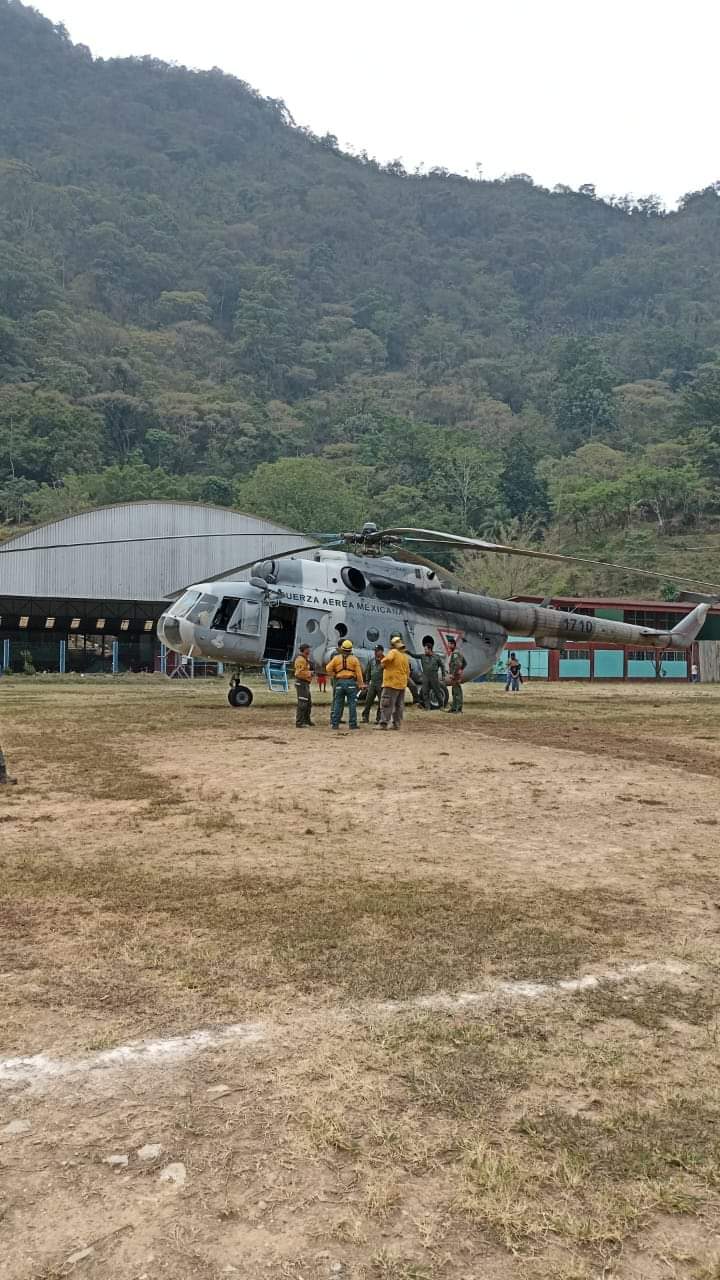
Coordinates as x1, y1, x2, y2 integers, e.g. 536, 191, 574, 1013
418, 588, 709, 651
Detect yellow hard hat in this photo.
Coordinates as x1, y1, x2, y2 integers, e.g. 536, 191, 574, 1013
340, 638, 353, 651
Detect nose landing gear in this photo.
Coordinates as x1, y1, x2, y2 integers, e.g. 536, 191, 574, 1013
228, 675, 254, 708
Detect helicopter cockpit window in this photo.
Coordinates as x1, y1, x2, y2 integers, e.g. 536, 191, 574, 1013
341, 566, 366, 593
187, 593, 219, 627
172, 589, 202, 618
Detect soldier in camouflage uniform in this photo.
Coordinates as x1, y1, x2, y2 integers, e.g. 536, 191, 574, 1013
362, 645, 384, 722
0, 744, 17, 785
446, 636, 467, 714
419, 640, 445, 709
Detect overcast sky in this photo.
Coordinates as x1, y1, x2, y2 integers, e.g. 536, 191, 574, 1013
34, 0, 719, 208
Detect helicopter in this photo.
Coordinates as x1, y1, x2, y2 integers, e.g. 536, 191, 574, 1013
156, 524, 714, 707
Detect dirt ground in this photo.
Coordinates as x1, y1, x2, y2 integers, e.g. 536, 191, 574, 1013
2, 676, 720, 1280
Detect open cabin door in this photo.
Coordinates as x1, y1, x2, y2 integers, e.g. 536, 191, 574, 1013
263, 604, 298, 662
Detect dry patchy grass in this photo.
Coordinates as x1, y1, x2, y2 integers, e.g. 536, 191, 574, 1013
2, 678, 720, 1279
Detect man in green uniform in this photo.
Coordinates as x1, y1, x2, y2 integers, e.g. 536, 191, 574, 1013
292, 644, 314, 728
446, 635, 466, 714
362, 645, 384, 722
419, 639, 445, 709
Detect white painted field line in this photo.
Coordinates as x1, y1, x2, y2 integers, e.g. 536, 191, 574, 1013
378, 960, 686, 1014
0, 961, 686, 1090
0, 1023, 265, 1087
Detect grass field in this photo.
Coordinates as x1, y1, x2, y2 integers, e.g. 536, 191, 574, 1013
2, 676, 720, 1280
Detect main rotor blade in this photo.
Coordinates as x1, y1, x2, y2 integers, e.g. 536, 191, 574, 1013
0, 532, 329, 555
377, 527, 720, 595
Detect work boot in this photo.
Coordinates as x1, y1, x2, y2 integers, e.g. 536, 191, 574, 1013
0, 770, 17, 785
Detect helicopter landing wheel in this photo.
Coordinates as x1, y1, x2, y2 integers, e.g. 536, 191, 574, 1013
429, 686, 449, 709
228, 684, 253, 709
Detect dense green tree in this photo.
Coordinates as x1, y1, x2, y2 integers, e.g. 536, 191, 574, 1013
29, 461, 195, 521
552, 340, 619, 450
83, 392, 156, 461
155, 291, 212, 326
0, 385, 104, 481
235, 457, 366, 533
1, 0, 720, 580
681, 364, 720, 425
500, 437, 550, 522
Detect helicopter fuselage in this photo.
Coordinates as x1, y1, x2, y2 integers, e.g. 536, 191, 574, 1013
157, 549, 505, 678
157, 546, 709, 692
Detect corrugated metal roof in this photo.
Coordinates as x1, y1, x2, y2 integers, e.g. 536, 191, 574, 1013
0, 502, 310, 601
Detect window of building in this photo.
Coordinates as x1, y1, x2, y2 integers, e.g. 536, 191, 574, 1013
560, 649, 591, 660
629, 649, 685, 662
68, 633, 109, 657
70, 618, 81, 630
19, 616, 29, 628
143, 620, 154, 632
120, 620, 130, 631
45, 617, 55, 629
624, 610, 688, 630
96, 618, 106, 630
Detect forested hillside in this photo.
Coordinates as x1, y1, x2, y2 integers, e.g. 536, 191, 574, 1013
2, 0, 720, 592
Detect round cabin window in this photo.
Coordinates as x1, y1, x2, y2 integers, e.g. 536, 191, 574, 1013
335, 622, 348, 638
366, 627, 380, 644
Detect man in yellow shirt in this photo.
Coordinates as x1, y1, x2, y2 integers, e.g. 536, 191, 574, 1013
377, 634, 411, 730
326, 639, 365, 730
293, 643, 314, 728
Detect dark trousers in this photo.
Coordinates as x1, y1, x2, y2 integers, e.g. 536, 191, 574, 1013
362, 683, 382, 721
421, 675, 444, 708
331, 682, 358, 728
295, 681, 312, 726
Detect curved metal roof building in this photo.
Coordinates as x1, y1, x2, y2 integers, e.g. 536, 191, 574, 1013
0, 502, 309, 672
0, 501, 308, 600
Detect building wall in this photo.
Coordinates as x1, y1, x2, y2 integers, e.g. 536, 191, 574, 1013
0, 502, 310, 601
501, 640, 691, 681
